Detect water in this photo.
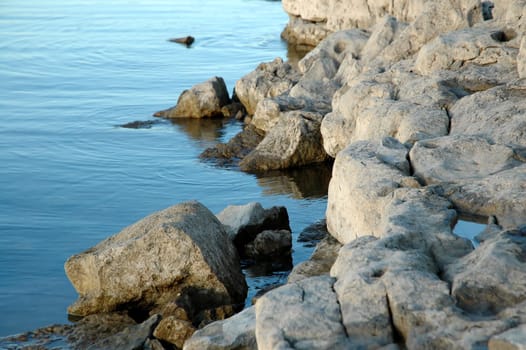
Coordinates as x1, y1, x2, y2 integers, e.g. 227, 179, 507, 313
0, 0, 328, 337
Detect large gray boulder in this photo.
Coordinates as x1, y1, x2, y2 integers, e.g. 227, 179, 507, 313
156, 77, 231, 118
235, 58, 300, 115
65, 201, 247, 317
255, 276, 352, 350
240, 111, 329, 172
326, 137, 419, 243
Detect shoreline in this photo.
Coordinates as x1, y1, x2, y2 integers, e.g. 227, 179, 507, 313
3, 0, 526, 348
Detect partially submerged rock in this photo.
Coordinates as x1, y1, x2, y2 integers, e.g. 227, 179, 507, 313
155, 76, 231, 118
65, 201, 247, 318
169, 35, 195, 46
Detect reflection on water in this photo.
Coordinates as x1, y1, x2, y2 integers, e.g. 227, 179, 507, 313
286, 41, 313, 69
256, 162, 333, 199
169, 117, 242, 145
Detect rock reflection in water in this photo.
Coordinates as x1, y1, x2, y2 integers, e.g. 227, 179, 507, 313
169, 117, 238, 144
286, 41, 313, 70
255, 162, 333, 199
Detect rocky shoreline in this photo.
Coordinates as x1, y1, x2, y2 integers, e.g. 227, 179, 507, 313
3, 0, 526, 348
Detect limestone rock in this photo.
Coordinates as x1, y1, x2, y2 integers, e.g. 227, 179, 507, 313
519, 36, 526, 78
216, 202, 290, 249
65, 201, 247, 317
157, 77, 231, 118
449, 82, 526, 147
183, 307, 257, 350
445, 228, 526, 314
326, 138, 417, 244
281, 15, 331, 47
240, 110, 329, 172
255, 276, 352, 349
321, 64, 453, 157
87, 314, 160, 350
244, 230, 292, 259
235, 58, 300, 115
440, 164, 526, 228
410, 135, 522, 184
153, 317, 196, 349
288, 235, 342, 283
489, 324, 526, 350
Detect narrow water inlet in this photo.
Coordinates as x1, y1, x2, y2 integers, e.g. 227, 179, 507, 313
453, 217, 488, 247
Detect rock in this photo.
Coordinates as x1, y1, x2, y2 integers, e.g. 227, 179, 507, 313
321, 63, 453, 157
183, 307, 257, 350
216, 202, 290, 250
244, 230, 292, 259
409, 135, 523, 184
489, 324, 526, 350
439, 164, 526, 228
65, 201, 247, 318
288, 235, 342, 283
445, 228, 526, 314
235, 58, 300, 115
361, 16, 408, 63
255, 276, 352, 349
240, 110, 329, 172
475, 216, 503, 243
144, 338, 167, 350
86, 314, 160, 350
297, 219, 328, 246
325, 137, 418, 244
153, 316, 196, 349
169, 36, 195, 46
155, 77, 231, 118
281, 15, 331, 47
415, 26, 519, 91
199, 124, 265, 167
119, 120, 164, 129
519, 36, 526, 78
449, 82, 526, 147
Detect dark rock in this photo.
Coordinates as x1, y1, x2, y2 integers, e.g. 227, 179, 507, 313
168, 35, 195, 46
298, 219, 328, 246
244, 229, 292, 259
118, 120, 163, 129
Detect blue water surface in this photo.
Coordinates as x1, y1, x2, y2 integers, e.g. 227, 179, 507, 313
0, 0, 328, 336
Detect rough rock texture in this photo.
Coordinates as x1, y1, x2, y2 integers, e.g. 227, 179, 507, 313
183, 307, 257, 350
235, 58, 300, 116
255, 276, 352, 350
445, 228, 526, 314
153, 317, 196, 349
489, 324, 526, 350
65, 201, 247, 317
410, 135, 523, 184
449, 82, 526, 148
244, 230, 292, 259
326, 137, 419, 243
288, 235, 342, 283
216, 202, 290, 250
156, 77, 231, 118
240, 111, 329, 172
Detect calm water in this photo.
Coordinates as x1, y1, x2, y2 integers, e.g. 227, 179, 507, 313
0, 0, 328, 337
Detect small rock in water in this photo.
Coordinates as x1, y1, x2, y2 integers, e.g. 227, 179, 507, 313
168, 35, 195, 46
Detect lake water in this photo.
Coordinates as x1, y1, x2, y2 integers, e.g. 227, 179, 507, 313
0, 0, 329, 337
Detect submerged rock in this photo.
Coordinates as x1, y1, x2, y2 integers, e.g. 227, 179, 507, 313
65, 201, 247, 318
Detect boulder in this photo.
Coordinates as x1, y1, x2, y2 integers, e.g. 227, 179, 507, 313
325, 137, 418, 244
153, 317, 196, 349
409, 135, 523, 184
183, 307, 257, 350
216, 202, 290, 250
235, 58, 300, 115
439, 164, 526, 228
445, 228, 526, 314
65, 201, 247, 317
519, 36, 526, 79
240, 110, 329, 172
255, 276, 352, 349
297, 219, 328, 246
244, 230, 292, 259
199, 124, 265, 167
321, 64, 453, 157
86, 314, 160, 350
415, 26, 519, 91
156, 77, 231, 118
449, 82, 526, 147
